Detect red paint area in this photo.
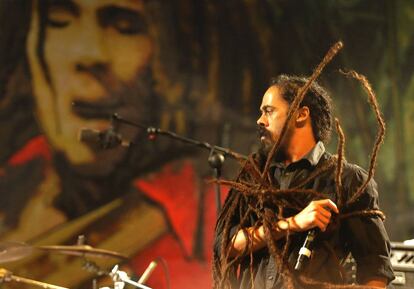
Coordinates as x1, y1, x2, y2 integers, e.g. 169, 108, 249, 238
135, 161, 225, 289
131, 234, 212, 289
8, 136, 51, 166
136, 162, 199, 256
6, 136, 228, 289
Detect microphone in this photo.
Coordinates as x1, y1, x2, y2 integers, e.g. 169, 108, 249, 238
138, 260, 158, 284
78, 128, 130, 149
294, 229, 318, 271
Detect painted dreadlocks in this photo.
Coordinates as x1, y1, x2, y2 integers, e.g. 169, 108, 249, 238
212, 42, 387, 289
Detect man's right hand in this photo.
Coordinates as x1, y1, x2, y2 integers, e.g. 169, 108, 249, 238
288, 199, 339, 232
229, 199, 339, 256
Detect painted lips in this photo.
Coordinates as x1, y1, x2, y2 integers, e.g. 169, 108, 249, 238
72, 99, 123, 120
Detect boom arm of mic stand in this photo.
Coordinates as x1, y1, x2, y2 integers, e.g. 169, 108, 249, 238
111, 113, 247, 215
111, 113, 247, 161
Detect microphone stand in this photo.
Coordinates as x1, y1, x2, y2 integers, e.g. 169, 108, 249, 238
111, 113, 247, 216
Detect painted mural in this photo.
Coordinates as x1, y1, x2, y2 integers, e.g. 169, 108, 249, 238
0, 1, 414, 289
0, 1, 219, 289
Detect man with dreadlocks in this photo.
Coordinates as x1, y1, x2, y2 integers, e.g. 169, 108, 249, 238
213, 75, 394, 289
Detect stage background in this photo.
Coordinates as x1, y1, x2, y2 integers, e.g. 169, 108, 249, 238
0, 1, 413, 288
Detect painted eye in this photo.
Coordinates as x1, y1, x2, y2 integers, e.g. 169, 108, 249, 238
99, 7, 147, 35
115, 16, 146, 35
46, 4, 78, 28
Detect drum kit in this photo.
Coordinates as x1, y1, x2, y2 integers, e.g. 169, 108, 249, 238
0, 237, 155, 289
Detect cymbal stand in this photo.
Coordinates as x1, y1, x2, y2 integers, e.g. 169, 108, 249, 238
99, 265, 152, 289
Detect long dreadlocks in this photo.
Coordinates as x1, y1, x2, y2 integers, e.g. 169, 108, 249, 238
212, 42, 388, 289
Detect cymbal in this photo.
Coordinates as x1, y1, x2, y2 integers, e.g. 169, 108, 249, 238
38, 245, 128, 260
0, 242, 33, 263
0, 241, 128, 263
0, 268, 68, 289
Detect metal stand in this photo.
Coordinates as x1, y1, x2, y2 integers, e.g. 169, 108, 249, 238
102, 265, 152, 289
208, 150, 225, 215
111, 113, 246, 215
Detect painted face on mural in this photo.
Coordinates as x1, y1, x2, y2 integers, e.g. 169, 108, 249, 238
28, 0, 155, 174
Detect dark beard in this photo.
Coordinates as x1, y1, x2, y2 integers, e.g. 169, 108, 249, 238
256, 125, 292, 163
258, 141, 288, 163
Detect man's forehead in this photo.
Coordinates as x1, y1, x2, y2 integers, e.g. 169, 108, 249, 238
71, 0, 144, 11
260, 85, 282, 108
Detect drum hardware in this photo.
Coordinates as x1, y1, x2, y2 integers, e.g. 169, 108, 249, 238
79, 253, 111, 289
0, 241, 34, 263
68, 236, 153, 289
0, 268, 68, 289
98, 265, 152, 289
0, 239, 128, 263
38, 244, 128, 260
41, 235, 128, 260
0, 236, 160, 289
81, 259, 154, 289
82, 258, 108, 276
137, 260, 158, 284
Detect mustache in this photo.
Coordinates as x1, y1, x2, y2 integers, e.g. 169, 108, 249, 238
257, 126, 270, 138
77, 63, 129, 97
72, 99, 123, 119
71, 67, 154, 120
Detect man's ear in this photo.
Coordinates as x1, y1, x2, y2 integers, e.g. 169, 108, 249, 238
295, 106, 310, 126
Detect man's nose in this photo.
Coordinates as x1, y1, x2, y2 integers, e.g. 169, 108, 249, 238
257, 114, 266, 127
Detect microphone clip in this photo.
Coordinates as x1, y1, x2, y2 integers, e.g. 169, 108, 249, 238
100, 128, 122, 149
294, 229, 318, 271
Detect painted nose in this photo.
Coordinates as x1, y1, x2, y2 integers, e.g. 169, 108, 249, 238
72, 18, 109, 70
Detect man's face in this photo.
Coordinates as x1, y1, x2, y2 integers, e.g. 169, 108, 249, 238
28, 0, 154, 174
257, 85, 291, 153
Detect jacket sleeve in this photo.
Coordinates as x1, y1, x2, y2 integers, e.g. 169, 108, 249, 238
342, 165, 395, 284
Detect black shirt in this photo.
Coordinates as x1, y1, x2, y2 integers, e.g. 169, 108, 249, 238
214, 142, 394, 289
